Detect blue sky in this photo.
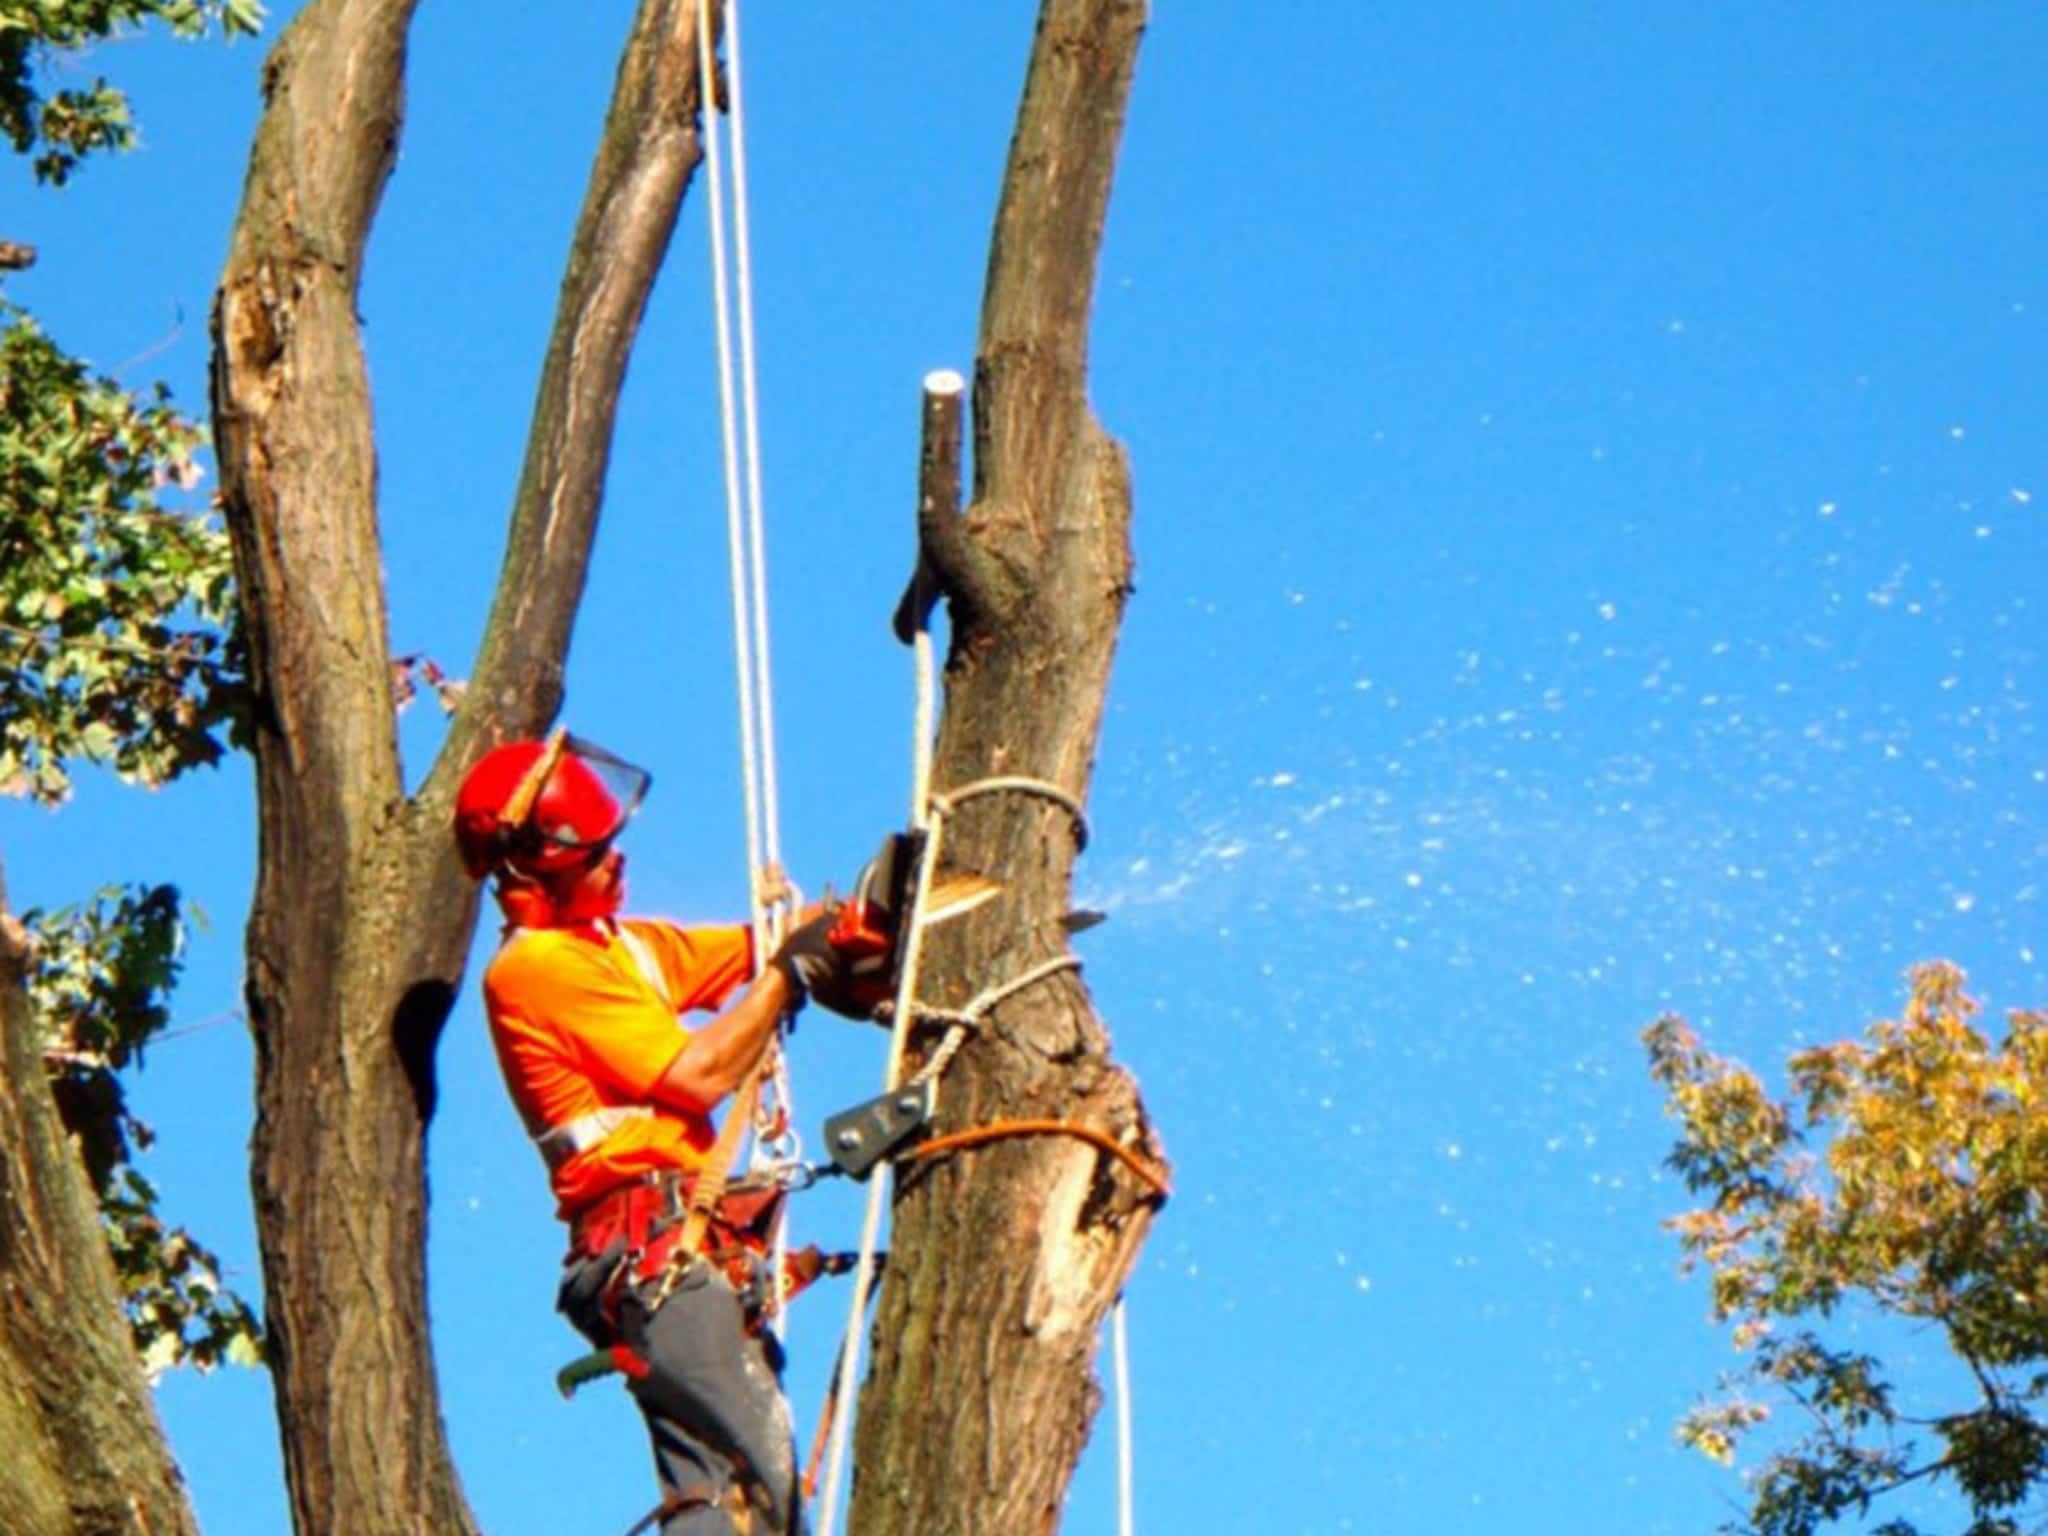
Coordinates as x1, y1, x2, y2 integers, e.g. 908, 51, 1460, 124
5, 3, 2045, 1533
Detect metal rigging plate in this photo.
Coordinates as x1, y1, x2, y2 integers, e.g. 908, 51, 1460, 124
821, 1078, 938, 1180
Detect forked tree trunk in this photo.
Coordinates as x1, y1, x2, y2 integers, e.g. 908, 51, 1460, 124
849, 4, 1162, 1532
210, 0, 1150, 1526
209, 0, 715, 1530
0, 865, 199, 1536
209, 7, 469, 1529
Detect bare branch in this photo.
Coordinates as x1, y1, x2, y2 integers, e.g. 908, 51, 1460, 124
437, 0, 713, 797
0, 621, 227, 675
896, 369, 994, 640
1875, 1456, 1954, 1496
1958, 1344, 2012, 1413
113, 306, 189, 380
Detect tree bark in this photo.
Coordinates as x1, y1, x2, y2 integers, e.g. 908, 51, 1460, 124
208, 0, 713, 1530
0, 860, 200, 1536
849, 4, 1161, 1534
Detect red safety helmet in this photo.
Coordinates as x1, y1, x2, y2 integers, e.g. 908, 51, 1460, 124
453, 731, 650, 880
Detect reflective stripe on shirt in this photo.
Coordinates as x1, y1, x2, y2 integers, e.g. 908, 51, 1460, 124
612, 921, 676, 1010
533, 1104, 656, 1171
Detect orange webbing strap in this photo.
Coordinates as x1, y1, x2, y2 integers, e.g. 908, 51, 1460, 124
800, 1332, 845, 1501
618, 1482, 726, 1536
650, 1042, 776, 1309
902, 1119, 1171, 1202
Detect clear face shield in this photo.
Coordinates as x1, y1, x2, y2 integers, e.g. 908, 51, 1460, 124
501, 730, 653, 876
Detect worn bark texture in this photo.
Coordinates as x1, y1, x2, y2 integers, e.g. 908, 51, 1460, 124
0, 862, 200, 1536
207, 0, 713, 1529
848, 3, 1161, 1533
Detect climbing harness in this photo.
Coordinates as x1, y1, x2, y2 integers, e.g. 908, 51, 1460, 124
554, 1157, 854, 1400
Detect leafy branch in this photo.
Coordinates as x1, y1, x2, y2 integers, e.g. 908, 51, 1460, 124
0, 0, 263, 183
1651, 964, 2048, 1536
0, 303, 245, 804
25, 884, 263, 1374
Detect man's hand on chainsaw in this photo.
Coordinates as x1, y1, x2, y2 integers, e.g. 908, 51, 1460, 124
767, 911, 847, 1004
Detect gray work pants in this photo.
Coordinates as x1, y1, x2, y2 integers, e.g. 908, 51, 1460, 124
560, 1244, 805, 1536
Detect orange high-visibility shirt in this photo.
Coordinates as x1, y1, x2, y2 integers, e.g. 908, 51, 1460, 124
481, 917, 755, 1220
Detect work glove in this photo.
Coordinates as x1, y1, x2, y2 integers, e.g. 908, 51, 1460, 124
768, 912, 845, 1007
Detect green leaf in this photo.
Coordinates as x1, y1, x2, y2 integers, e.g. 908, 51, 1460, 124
0, 1, 265, 182
0, 304, 245, 803
1649, 964, 2048, 1535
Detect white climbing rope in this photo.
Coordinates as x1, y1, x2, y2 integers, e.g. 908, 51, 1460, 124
722, 0, 785, 896
696, 0, 777, 957
695, 0, 800, 1305
696, 0, 765, 952
681, 24, 1142, 1530
814, 626, 941, 1536
1114, 1296, 1135, 1536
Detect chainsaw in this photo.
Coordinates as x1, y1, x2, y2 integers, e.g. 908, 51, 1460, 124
815, 830, 999, 1020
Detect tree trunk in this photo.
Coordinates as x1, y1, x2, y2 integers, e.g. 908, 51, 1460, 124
848, 4, 1161, 1533
210, 7, 475, 1528
0, 861, 200, 1536
208, 0, 714, 1530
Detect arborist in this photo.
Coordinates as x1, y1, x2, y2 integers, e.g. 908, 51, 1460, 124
454, 729, 850, 1536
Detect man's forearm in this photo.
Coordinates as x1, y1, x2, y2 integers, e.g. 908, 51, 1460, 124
654, 968, 794, 1112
